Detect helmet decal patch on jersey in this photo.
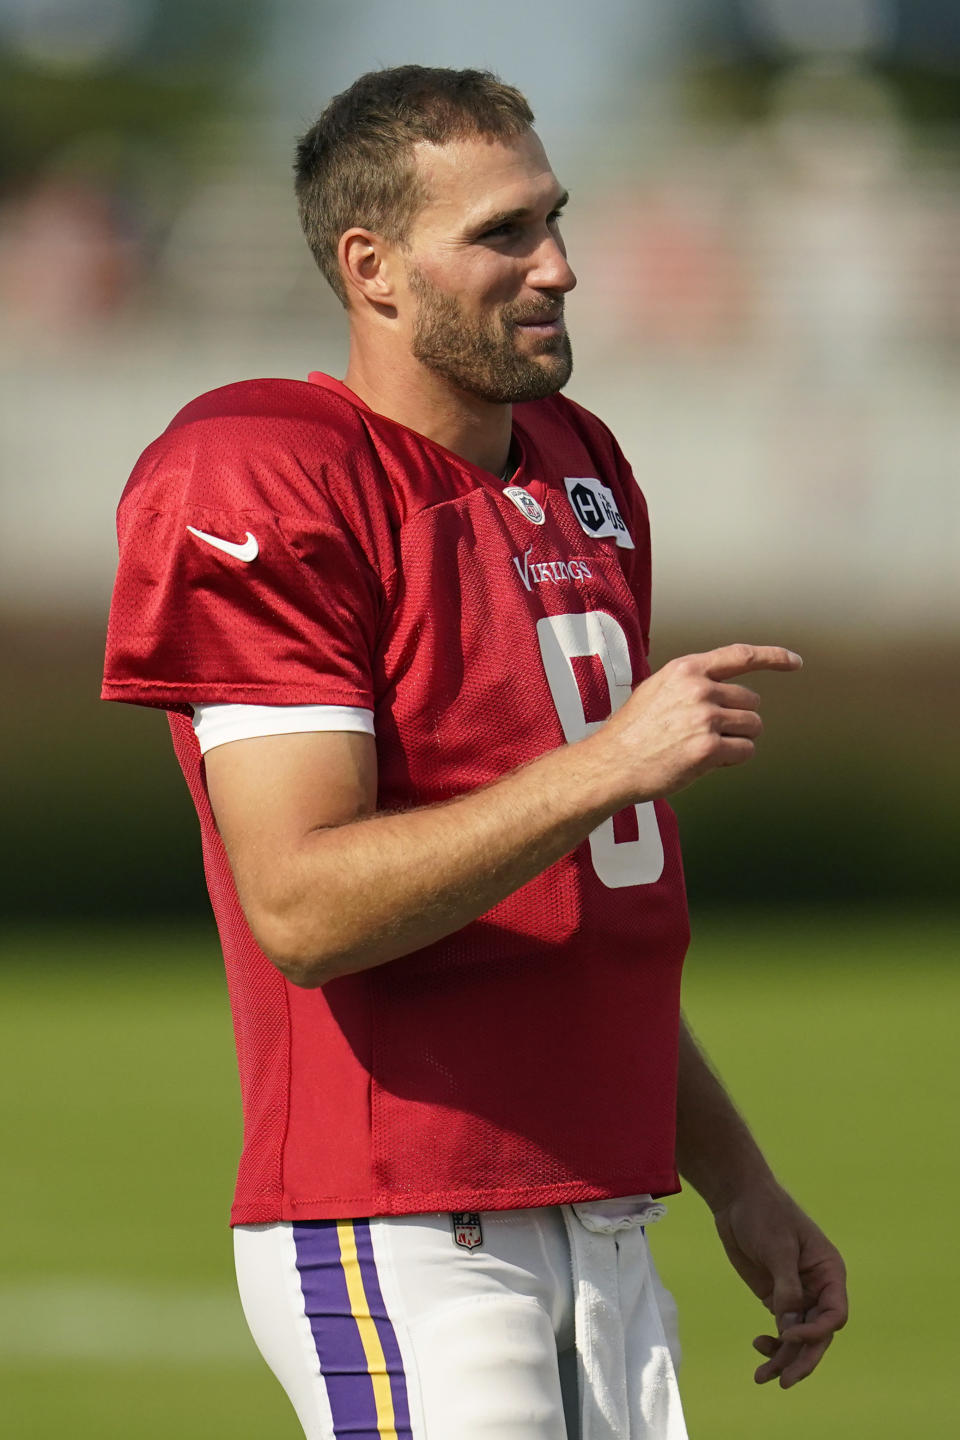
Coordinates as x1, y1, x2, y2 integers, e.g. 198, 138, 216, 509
451, 1212, 484, 1250
564, 477, 634, 549
503, 486, 546, 525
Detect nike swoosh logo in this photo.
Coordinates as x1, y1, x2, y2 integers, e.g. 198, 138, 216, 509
186, 526, 259, 562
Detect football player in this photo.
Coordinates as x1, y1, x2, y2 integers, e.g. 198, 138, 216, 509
103, 66, 847, 1440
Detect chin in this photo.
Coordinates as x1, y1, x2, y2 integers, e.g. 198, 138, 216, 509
523, 353, 573, 399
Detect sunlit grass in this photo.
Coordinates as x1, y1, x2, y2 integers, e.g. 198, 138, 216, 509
1, 913, 955, 1438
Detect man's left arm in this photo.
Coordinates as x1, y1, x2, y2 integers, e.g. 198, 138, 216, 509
675, 1016, 849, 1388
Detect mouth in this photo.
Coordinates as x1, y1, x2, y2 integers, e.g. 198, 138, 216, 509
514, 310, 565, 338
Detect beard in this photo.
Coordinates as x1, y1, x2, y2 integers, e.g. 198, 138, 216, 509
408, 267, 573, 404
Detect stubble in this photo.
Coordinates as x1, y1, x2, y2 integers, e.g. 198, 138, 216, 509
409, 267, 573, 404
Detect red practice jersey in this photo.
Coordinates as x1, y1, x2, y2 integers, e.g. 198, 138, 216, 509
103, 373, 690, 1223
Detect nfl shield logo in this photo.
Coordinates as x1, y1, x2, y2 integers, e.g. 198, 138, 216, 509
503, 486, 546, 525
451, 1212, 484, 1250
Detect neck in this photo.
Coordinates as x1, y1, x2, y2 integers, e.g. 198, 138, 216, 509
344, 343, 513, 479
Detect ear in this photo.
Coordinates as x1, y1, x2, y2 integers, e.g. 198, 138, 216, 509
339, 228, 397, 308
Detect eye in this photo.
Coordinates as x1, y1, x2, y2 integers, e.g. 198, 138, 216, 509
481, 221, 518, 240
548, 208, 566, 227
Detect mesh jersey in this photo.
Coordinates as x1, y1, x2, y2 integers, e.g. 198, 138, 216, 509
103, 373, 690, 1223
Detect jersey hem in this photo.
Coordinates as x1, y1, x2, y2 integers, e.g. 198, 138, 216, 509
101, 680, 374, 709
230, 1172, 681, 1224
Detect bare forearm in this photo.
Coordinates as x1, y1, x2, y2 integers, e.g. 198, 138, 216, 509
219, 642, 801, 987
677, 1019, 849, 1381
676, 1016, 777, 1212
243, 735, 614, 985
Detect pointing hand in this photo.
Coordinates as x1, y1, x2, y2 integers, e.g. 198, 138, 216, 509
593, 643, 803, 805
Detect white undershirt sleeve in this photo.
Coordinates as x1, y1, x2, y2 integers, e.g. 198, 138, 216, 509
191, 703, 375, 756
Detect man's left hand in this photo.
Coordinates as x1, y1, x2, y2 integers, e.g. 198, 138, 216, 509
712, 1180, 848, 1388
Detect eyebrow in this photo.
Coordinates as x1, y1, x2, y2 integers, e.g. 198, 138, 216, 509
468, 188, 570, 237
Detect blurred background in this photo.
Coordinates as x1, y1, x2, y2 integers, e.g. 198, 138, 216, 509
1, 2, 957, 1437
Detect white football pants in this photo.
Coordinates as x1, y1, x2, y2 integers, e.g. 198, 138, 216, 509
234, 1198, 687, 1440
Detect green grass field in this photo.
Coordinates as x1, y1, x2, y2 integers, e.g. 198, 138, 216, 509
1, 912, 956, 1438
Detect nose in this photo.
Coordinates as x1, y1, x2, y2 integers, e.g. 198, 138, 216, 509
528, 232, 577, 295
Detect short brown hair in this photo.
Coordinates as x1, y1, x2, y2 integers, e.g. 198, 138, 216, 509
294, 66, 535, 306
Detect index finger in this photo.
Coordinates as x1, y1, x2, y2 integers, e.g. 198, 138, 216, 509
701, 643, 803, 681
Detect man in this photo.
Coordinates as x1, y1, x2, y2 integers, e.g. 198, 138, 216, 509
103, 66, 846, 1440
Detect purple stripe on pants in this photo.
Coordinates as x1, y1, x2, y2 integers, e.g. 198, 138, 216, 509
293, 1221, 380, 1438
353, 1220, 412, 1438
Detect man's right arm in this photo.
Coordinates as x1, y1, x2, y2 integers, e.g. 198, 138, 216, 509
205, 643, 800, 987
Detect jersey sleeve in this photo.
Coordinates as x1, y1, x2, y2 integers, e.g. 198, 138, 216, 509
608, 439, 653, 652
565, 402, 654, 650
542, 394, 655, 651
102, 425, 387, 713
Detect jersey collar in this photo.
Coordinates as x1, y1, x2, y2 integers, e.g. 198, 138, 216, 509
307, 372, 370, 410
306, 370, 535, 498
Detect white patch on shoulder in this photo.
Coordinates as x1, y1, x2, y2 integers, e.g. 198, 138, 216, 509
563, 477, 634, 549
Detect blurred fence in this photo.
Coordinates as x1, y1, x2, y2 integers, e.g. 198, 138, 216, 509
2, 3, 957, 922
3, 618, 955, 921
